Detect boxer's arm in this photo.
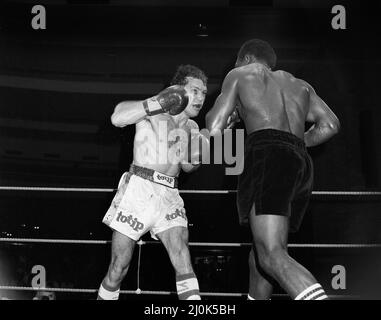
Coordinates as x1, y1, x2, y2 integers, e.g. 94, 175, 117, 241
111, 86, 191, 127
181, 120, 208, 173
303, 83, 341, 147
206, 70, 239, 136
181, 120, 201, 173
111, 101, 148, 127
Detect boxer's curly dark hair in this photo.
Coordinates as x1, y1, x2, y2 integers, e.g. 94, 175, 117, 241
237, 39, 277, 69
170, 64, 208, 87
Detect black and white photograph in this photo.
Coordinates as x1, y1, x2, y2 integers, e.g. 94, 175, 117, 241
0, 0, 380, 305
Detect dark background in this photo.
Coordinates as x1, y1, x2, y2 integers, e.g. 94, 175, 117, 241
0, 0, 380, 299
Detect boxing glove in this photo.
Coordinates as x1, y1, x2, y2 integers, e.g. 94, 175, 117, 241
143, 85, 193, 116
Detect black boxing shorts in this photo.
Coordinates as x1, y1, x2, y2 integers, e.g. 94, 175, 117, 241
237, 129, 313, 233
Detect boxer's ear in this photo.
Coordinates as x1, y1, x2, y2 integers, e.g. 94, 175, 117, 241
245, 54, 257, 65
244, 54, 252, 64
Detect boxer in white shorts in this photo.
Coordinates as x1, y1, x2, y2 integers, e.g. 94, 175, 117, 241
97, 65, 209, 300
103, 165, 187, 241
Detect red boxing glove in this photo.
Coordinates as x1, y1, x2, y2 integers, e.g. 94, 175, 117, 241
143, 85, 193, 116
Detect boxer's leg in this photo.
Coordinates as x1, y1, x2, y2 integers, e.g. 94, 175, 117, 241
248, 246, 274, 300
97, 231, 136, 300
250, 213, 328, 300
157, 227, 201, 300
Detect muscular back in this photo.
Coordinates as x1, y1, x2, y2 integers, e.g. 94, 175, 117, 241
207, 62, 339, 147
236, 63, 310, 139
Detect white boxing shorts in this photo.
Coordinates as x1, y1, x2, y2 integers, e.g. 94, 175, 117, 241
103, 165, 188, 241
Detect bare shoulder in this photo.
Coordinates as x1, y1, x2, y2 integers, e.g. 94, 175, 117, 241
236, 63, 265, 76
224, 64, 264, 80
136, 117, 153, 130
186, 119, 199, 130
223, 67, 243, 82
296, 77, 316, 94
277, 70, 310, 87
236, 64, 271, 84
276, 70, 315, 92
274, 69, 298, 80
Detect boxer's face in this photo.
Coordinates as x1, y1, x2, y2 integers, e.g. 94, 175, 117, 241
183, 77, 207, 118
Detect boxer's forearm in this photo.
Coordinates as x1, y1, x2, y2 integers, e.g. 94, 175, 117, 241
111, 101, 147, 127
206, 113, 227, 136
304, 122, 340, 147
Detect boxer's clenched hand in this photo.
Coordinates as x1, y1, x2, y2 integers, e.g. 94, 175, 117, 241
181, 120, 210, 172
226, 108, 241, 129
187, 133, 210, 166
143, 85, 193, 116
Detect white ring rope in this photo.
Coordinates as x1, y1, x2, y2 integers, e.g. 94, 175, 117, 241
0, 186, 380, 196
0, 188, 377, 299
0, 238, 380, 248
0, 286, 359, 299
0, 187, 375, 300
0, 237, 369, 300
0, 238, 110, 245
143, 241, 381, 249
0, 186, 114, 193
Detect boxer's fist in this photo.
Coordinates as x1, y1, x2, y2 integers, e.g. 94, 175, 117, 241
143, 86, 193, 116
227, 108, 241, 129
187, 133, 210, 166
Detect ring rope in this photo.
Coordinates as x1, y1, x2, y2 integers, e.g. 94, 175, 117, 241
0, 286, 359, 299
0, 236, 367, 299
0, 188, 374, 300
0, 186, 113, 193
0, 186, 380, 196
0, 238, 110, 245
143, 241, 381, 249
0, 238, 380, 248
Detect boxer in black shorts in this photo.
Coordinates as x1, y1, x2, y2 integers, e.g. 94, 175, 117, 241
238, 129, 313, 233
206, 39, 340, 300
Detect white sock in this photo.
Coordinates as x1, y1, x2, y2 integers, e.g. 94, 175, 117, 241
295, 283, 328, 300
97, 282, 120, 300
176, 273, 201, 300
248, 294, 271, 300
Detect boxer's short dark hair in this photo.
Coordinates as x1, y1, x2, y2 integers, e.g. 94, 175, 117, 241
238, 39, 277, 69
170, 64, 208, 87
